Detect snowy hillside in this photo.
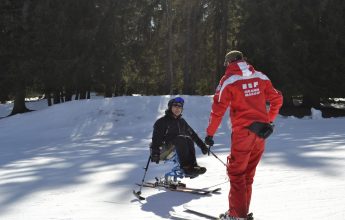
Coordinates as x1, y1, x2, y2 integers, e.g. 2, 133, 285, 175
0, 96, 345, 220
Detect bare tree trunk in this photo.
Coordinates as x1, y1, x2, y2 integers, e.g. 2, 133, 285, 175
183, 1, 192, 94
87, 90, 91, 99
75, 90, 79, 100
53, 90, 61, 104
214, 29, 221, 84
166, 0, 174, 94
214, 0, 228, 86
104, 82, 113, 97
221, 0, 228, 69
79, 88, 87, 99
10, 80, 30, 115
45, 89, 52, 106
64, 87, 73, 102
10, 0, 31, 115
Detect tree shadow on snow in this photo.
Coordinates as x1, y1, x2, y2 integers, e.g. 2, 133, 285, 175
263, 118, 345, 176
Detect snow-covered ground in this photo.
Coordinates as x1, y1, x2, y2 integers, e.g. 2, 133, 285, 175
0, 96, 344, 220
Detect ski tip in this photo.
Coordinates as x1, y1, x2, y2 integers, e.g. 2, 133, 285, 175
133, 190, 145, 200
212, 187, 222, 193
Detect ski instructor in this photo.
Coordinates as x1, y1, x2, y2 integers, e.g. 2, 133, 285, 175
204, 50, 283, 220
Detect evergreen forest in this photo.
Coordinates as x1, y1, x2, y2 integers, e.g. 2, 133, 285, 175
1, 0, 344, 117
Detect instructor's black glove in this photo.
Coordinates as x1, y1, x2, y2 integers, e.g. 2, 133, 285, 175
204, 136, 214, 156
204, 136, 214, 146
199, 143, 209, 155
247, 122, 274, 139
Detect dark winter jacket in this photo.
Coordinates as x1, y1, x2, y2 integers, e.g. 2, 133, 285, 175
151, 110, 206, 154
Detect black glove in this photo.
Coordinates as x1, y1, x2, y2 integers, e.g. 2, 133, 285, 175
247, 122, 274, 139
204, 135, 214, 146
204, 136, 214, 156
270, 122, 275, 128
260, 122, 274, 139
199, 143, 209, 155
150, 148, 160, 164
151, 153, 160, 164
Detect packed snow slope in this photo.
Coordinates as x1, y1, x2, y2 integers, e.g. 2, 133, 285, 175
0, 96, 344, 220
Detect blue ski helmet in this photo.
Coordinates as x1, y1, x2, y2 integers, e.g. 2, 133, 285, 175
168, 97, 184, 109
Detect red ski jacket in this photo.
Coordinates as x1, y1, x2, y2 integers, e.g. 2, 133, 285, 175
207, 60, 283, 136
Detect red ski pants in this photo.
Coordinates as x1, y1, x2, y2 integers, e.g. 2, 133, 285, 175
227, 129, 265, 218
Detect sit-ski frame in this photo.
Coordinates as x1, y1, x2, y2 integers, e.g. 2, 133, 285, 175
163, 151, 186, 183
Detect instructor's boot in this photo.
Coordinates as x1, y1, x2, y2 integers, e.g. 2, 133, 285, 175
219, 211, 250, 220
219, 215, 246, 220
247, 213, 254, 220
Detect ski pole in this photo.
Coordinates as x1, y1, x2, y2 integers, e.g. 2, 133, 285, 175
133, 155, 151, 200
209, 149, 227, 167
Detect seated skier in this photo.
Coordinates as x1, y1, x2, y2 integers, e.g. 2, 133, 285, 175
150, 97, 208, 176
